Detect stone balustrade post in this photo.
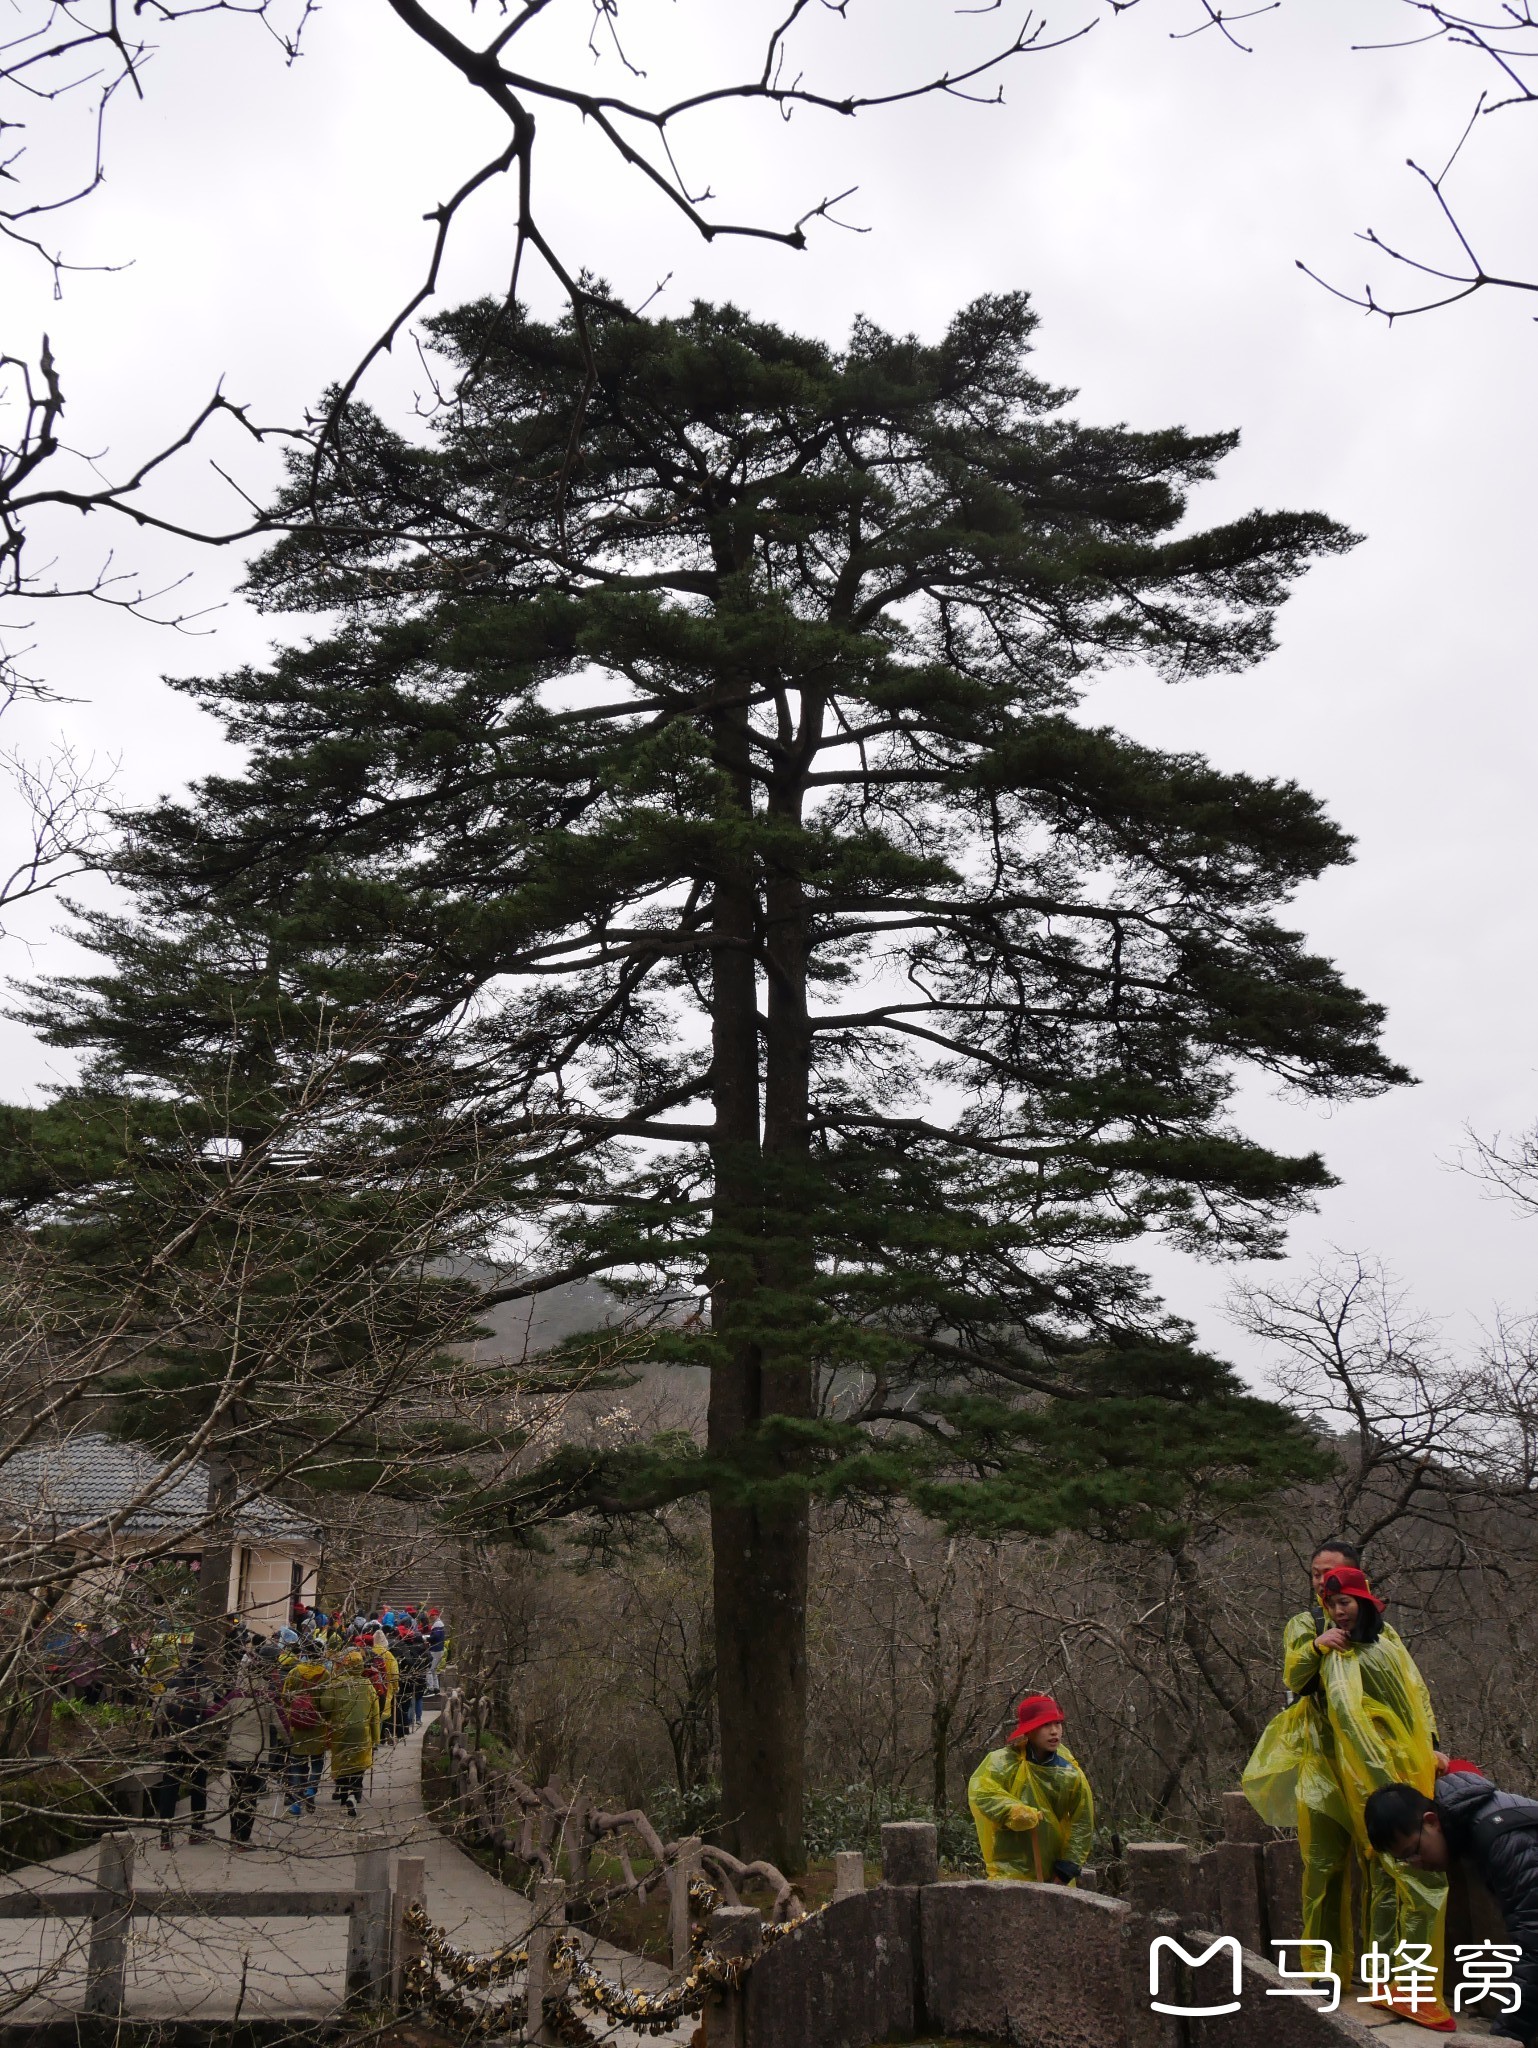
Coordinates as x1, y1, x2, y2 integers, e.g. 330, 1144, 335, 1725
524, 1875, 567, 2045
83, 1830, 135, 2017
1126, 1842, 1190, 1920
702, 1905, 762, 2048
346, 1832, 393, 2006
668, 1835, 702, 1972
1263, 1835, 1303, 1942
560, 1791, 590, 1884
390, 1854, 426, 2008
1222, 1790, 1270, 1845
1213, 1839, 1267, 1951
832, 1849, 866, 1900
880, 1821, 938, 1888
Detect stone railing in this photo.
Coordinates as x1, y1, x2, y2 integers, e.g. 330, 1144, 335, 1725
725, 1809, 1504, 2048
428, 1710, 1512, 2047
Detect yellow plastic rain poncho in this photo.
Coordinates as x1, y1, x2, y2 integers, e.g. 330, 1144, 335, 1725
143, 1629, 192, 1693
280, 1658, 332, 1760
968, 1744, 1094, 1883
370, 1632, 400, 1721
321, 1656, 381, 1777
1243, 1607, 1450, 2026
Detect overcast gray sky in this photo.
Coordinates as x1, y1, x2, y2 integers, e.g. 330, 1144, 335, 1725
3, 0, 1534, 1382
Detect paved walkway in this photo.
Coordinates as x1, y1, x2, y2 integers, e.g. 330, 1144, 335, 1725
0, 1710, 686, 2039
7, 1742, 1497, 2047
1352, 2006, 1497, 2042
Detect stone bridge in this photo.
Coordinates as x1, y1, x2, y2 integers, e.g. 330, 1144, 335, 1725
710, 1805, 1507, 2048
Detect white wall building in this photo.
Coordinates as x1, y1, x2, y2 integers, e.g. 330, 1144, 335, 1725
0, 1431, 321, 1631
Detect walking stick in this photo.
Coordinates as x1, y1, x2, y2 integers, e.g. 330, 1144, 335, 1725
1015, 1753, 1045, 1884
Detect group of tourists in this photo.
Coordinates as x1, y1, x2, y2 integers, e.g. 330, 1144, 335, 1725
966, 1538, 1538, 2042
148, 1602, 448, 1846
285, 1603, 447, 1722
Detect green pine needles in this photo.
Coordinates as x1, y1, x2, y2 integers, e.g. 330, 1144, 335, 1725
24, 290, 1401, 1863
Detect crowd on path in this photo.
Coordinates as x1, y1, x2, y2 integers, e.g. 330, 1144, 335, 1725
149, 1604, 448, 1846
965, 1538, 1538, 2043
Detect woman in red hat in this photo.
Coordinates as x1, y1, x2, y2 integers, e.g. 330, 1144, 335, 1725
1244, 1563, 1452, 2031
967, 1692, 1094, 1884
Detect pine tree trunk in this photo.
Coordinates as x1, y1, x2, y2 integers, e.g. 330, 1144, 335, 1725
706, 671, 811, 1872
709, 1489, 808, 1869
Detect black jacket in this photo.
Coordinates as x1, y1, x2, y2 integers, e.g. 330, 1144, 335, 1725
396, 1636, 430, 1681
1437, 1769, 1538, 2042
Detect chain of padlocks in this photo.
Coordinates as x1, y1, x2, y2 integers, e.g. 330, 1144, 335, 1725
399, 1907, 540, 2037
1149, 1933, 1525, 2021
401, 1876, 823, 2039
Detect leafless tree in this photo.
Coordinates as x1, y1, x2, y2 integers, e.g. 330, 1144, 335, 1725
0, 3, 1093, 660
1235, 1250, 1538, 1511
0, 7, 315, 623
0, 721, 111, 944
1121, 0, 1538, 323
1462, 1115, 1538, 1219
1303, 3, 1538, 324
7, 0, 1532, 702
1232, 1253, 1471, 1539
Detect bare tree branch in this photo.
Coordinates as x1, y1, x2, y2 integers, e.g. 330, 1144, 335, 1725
1125, 0, 1538, 321
0, 731, 111, 936
1459, 1116, 1538, 1218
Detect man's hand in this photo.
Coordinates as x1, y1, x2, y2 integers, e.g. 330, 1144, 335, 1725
1315, 1628, 1350, 1653
1433, 1750, 1450, 1776
1007, 1803, 1042, 1830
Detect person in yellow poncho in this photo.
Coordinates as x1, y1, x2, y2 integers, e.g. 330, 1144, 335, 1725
969, 1692, 1094, 1885
369, 1629, 400, 1739
321, 1650, 381, 1819
281, 1652, 331, 1815
1244, 1562, 1454, 2032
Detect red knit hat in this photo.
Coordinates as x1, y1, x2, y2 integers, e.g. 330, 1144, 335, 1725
1008, 1693, 1065, 1743
1322, 1565, 1384, 1612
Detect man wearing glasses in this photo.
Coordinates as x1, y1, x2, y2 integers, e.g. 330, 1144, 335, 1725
1367, 1768, 1538, 2043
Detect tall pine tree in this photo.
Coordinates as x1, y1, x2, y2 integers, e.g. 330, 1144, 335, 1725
37, 292, 1399, 1864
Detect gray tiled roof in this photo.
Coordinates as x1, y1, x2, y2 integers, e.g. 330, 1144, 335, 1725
0, 1432, 317, 1543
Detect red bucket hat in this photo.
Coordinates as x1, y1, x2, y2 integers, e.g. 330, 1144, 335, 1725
1322, 1565, 1384, 1612
1008, 1693, 1065, 1743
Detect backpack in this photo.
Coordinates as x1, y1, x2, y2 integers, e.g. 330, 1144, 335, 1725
283, 1689, 321, 1732
363, 1656, 389, 1702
